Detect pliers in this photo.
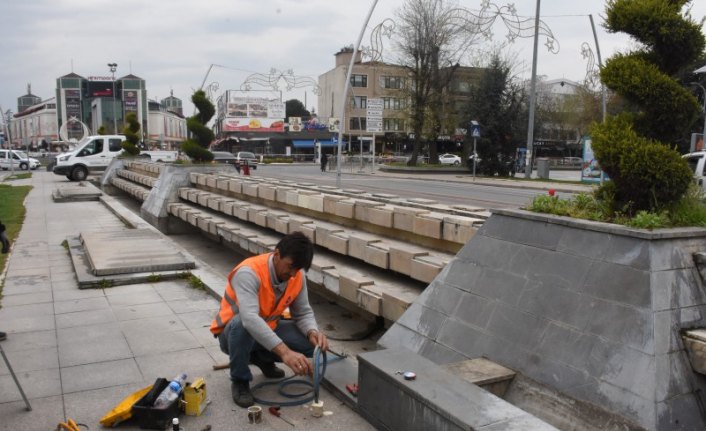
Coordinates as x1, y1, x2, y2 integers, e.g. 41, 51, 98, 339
56, 418, 85, 431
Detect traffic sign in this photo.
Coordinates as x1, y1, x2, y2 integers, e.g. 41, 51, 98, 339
367, 98, 383, 132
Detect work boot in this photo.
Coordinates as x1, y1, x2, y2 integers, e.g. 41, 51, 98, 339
0, 331, 6, 341
231, 380, 254, 408
251, 358, 285, 379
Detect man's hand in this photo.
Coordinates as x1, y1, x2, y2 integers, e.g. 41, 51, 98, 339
307, 329, 329, 352
274, 343, 311, 376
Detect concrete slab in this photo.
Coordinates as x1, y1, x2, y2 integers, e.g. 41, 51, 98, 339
52, 183, 103, 202
80, 229, 195, 276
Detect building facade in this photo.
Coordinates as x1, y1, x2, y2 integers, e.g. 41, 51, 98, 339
5, 98, 58, 149
147, 100, 188, 150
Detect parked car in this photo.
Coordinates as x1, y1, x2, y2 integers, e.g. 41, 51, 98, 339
438, 153, 462, 165
212, 151, 238, 168
234, 151, 258, 170
0, 149, 41, 170
561, 156, 583, 166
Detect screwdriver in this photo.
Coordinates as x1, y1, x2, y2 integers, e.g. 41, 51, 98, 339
268, 406, 295, 426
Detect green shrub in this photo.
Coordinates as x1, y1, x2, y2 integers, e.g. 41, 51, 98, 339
181, 141, 213, 163
122, 112, 141, 156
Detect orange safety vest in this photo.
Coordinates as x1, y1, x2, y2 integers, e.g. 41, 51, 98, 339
210, 253, 304, 336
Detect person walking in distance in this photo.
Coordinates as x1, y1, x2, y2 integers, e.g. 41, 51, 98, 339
1, 219, 10, 254
210, 232, 329, 407
320, 152, 328, 172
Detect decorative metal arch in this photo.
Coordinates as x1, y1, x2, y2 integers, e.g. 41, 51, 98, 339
240, 68, 321, 95
59, 116, 90, 142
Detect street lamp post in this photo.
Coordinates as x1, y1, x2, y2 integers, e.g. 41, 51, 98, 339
108, 63, 118, 134
689, 82, 706, 151
3, 109, 15, 173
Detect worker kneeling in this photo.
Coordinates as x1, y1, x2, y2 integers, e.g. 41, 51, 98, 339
210, 232, 329, 408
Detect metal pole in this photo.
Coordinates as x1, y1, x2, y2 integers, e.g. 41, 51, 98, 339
336, 0, 379, 188
524, 0, 542, 179
108, 63, 118, 134
689, 82, 706, 151
472, 136, 477, 181
0, 342, 31, 411
3, 109, 15, 174
371, 134, 376, 173
589, 14, 607, 123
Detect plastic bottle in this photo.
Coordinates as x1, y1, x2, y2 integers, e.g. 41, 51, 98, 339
153, 374, 187, 409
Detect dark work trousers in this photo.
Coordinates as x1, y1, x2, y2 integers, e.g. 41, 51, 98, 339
218, 315, 314, 382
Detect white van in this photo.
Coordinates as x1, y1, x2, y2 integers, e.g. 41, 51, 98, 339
0, 149, 41, 171
53, 135, 125, 181
683, 151, 706, 190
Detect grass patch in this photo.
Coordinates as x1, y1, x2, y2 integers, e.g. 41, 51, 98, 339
3, 172, 32, 181
0, 184, 33, 294
525, 185, 706, 229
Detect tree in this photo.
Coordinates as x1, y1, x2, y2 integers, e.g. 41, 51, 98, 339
97, 126, 106, 135
462, 53, 525, 176
590, 0, 705, 213
121, 112, 141, 156
394, 0, 477, 165
285, 99, 311, 119
182, 90, 215, 162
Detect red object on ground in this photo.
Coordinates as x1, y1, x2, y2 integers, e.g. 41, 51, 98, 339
346, 383, 359, 397
242, 162, 250, 176
548, 188, 555, 196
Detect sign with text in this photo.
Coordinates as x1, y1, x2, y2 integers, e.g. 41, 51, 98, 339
366, 98, 383, 133
223, 90, 285, 132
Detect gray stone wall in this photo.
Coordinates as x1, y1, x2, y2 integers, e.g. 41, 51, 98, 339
379, 209, 706, 430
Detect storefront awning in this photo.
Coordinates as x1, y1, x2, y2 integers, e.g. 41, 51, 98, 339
292, 139, 338, 148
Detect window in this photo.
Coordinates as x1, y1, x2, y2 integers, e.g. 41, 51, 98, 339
383, 118, 405, 132
77, 139, 103, 157
109, 139, 122, 152
349, 117, 367, 130
350, 96, 367, 109
383, 98, 406, 110
381, 75, 405, 89
350, 74, 368, 88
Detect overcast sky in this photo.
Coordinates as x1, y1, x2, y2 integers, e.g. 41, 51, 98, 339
1, 0, 705, 119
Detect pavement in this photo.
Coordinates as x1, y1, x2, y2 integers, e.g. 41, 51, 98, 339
0, 166, 591, 431
0, 171, 375, 431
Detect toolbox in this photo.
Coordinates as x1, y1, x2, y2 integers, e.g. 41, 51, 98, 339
132, 378, 182, 430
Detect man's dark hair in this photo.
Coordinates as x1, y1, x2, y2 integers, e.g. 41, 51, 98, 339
276, 231, 314, 271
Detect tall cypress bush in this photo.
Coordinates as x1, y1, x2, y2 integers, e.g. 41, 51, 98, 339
182, 90, 215, 162
591, 0, 704, 213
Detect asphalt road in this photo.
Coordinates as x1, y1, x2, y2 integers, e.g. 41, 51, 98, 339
253, 163, 558, 209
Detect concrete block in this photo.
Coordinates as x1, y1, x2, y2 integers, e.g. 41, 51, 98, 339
367, 205, 394, 228
207, 196, 222, 211
309, 257, 337, 285
205, 175, 217, 188
285, 189, 300, 206
189, 172, 200, 184
334, 199, 355, 219
358, 284, 383, 316
326, 231, 349, 255
247, 206, 268, 227
410, 255, 445, 283
365, 242, 390, 269
233, 203, 250, 221
305, 194, 325, 213
443, 215, 480, 244
208, 219, 224, 235
338, 269, 375, 303
196, 215, 211, 232
228, 179, 243, 194
323, 195, 345, 214
382, 285, 421, 322
393, 207, 430, 232
235, 230, 258, 251
299, 223, 316, 244
289, 216, 314, 234
354, 199, 385, 223
389, 244, 429, 276
242, 182, 259, 198
276, 186, 294, 204
259, 185, 276, 201
349, 233, 382, 261
178, 188, 189, 200
413, 212, 445, 239
197, 173, 209, 186
314, 223, 344, 248
266, 212, 289, 233
197, 192, 210, 207
215, 176, 231, 191
220, 200, 236, 216
322, 268, 340, 295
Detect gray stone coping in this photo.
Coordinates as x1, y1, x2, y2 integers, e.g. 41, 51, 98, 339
493, 208, 706, 240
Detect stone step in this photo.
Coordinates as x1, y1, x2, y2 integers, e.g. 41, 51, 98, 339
442, 358, 516, 398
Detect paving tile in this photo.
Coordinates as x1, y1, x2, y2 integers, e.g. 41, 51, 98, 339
119, 315, 187, 335
0, 368, 62, 403
166, 298, 219, 314
176, 309, 216, 330
106, 289, 163, 307
52, 287, 106, 302
124, 328, 201, 356
60, 358, 143, 393
112, 302, 176, 321
134, 348, 217, 381
0, 395, 64, 430
55, 308, 118, 329
57, 323, 133, 367
0, 291, 54, 306
0, 346, 59, 375
54, 296, 111, 315
63, 382, 152, 430
0, 329, 57, 352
